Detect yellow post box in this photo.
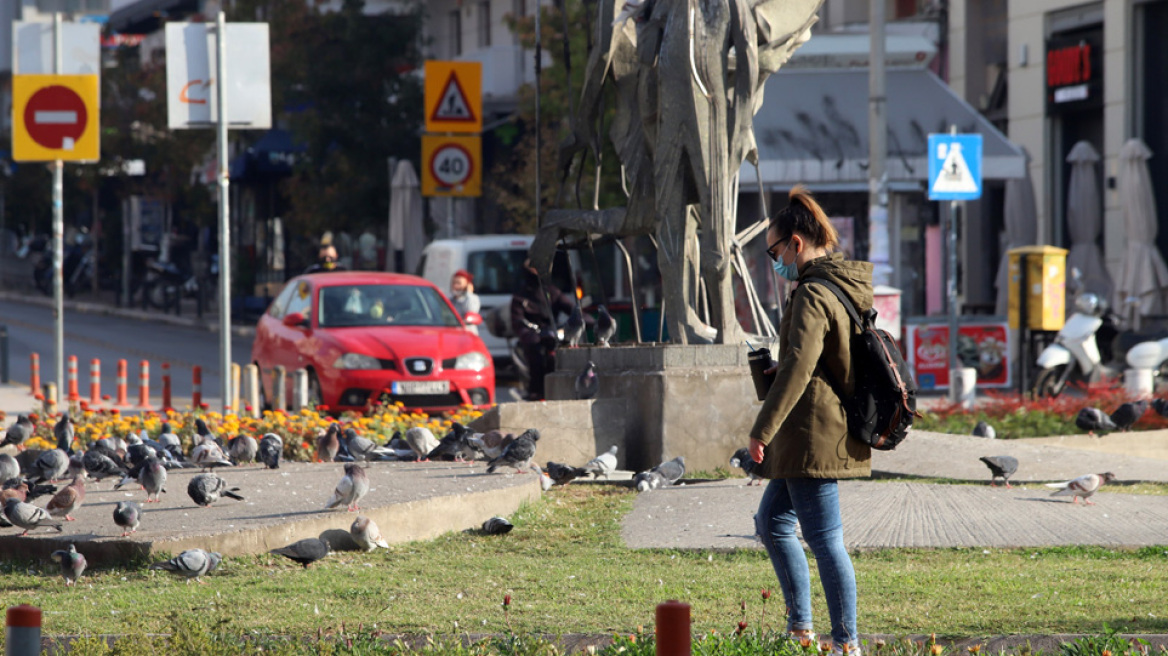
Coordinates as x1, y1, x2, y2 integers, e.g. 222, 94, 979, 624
1007, 245, 1068, 331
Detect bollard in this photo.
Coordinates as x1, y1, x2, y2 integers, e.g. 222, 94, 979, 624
243, 364, 260, 418
66, 355, 79, 401
1124, 368, 1154, 397
115, 359, 128, 406
137, 360, 150, 408
191, 366, 203, 408
655, 601, 691, 656
6, 604, 42, 656
949, 367, 977, 410
29, 353, 40, 395
292, 368, 309, 412
88, 359, 101, 406
42, 383, 57, 416
231, 363, 241, 412
273, 365, 287, 412
0, 325, 8, 384
161, 362, 172, 411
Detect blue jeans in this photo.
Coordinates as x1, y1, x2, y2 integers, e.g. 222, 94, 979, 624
755, 477, 858, 649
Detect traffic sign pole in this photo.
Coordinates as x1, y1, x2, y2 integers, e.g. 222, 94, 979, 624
52, 13, 65, 401
216, 10, 232, 413
948, 126, 960, 397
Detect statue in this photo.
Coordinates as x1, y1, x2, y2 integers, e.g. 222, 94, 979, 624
529, 0, 824, 343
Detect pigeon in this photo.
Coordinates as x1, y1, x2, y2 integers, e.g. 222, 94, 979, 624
194, 418, 221, 447
46, 476, 85, 521
3, 498, 63, 535
1109, 400, 1148, 432
583, 445, 618, 480
150, 548, 222, 584
258, 433, 283, 469
633, 470, 668, 492
595, 304, 617, 347
82, 448, 127, 483
28, 448, 70, 484
1, 414, 33, 450
1046, 472, 1116, 505
1153, 398, 1168, 418
97, 435, 129, 457
316, 424, 341, 463
575, 361, 599, 400
545, 461, 588, 486
350, 516, 389, 552
1075, 407, 1118, 436
481, 516, 514, 535
532, 463, 553, 491
0, 454, 20, 482
729, 447, 762, 486
157, 422, 183, 458
53, 414, 75, 453
486, 428, 539, 474
270, 537, 330, 569
66, 453, 85, 481
113, 501, 142, 536
50, 544, 87, 586
341, 428, 394, 462
114, 455, 169, 502
971, 421, 996, 439
324, 464, 370, 512
405, 427, 440, 460
425, 423, 477, 462
564, 305, 586, 347
1, 479, 55, 503
229, 435, 258, 465
979, 455, 1019, 488
187, 473, 245, 507
651, 456, 686, 485
191, 435, 234, 470
467, 431, 514, 461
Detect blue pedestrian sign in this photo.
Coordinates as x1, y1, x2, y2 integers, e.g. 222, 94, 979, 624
928, 133, 983, 201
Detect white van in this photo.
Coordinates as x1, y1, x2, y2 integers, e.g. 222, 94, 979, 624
417, 235, 576, 362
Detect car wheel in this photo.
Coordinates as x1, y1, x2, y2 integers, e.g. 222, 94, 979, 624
1033, 365, 1068, 398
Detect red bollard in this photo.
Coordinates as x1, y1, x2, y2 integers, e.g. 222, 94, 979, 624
655, 601, 691, 656
29, 353, 40, 396
116, 359, 128, 407
89, 359, 101, 406
161, 362, 172, 411
6, 604, 42, 656
192, 365, 203, 408
66, 355, 79, 401
138, 360, 150, 408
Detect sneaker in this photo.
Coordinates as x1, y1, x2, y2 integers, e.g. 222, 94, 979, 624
830, 644, 862, 656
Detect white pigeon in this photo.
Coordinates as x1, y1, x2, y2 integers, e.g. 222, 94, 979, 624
583, 445, 618, 480
350, 516, 389, 552
1046, 472, 1115, 505
404, 427, 440, 460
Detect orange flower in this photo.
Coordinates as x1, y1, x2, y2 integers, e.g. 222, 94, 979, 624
932, 645, 944, 656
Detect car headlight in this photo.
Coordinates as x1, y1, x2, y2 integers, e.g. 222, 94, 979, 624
333, 353, 381, 370
452, 351, 489, 372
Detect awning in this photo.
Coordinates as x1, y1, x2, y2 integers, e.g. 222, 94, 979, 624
741, 67, 1026, 191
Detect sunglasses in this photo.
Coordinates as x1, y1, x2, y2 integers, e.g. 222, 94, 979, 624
765, 236, 789, 262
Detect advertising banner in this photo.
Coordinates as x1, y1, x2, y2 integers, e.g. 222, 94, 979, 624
907, 321, 1011, 390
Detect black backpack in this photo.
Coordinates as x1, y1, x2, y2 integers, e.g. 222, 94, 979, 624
803, 278, 920, 451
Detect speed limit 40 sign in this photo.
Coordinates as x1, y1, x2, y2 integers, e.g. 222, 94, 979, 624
421, 134, 481, 197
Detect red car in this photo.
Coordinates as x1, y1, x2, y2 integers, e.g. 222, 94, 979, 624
251, 272, 494, 414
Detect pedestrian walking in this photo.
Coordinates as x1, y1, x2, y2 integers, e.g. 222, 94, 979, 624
748, 185, 871, 655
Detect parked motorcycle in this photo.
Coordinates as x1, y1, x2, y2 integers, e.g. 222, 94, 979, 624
1032, 290, 1123, 397
32, 230, 94, 297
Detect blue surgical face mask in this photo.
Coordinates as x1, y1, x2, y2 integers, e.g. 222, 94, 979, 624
771, 242, 799, 280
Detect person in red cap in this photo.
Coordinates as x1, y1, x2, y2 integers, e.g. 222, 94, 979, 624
450, 269, 481, 334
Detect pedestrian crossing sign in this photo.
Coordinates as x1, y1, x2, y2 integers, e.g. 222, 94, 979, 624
928, 133, 983, 201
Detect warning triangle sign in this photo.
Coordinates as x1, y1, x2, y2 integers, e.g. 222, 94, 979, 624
430, 72, 477, 124
931, 143, 979, 194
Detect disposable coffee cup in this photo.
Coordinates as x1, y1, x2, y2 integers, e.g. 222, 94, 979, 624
748, 348, 777, 401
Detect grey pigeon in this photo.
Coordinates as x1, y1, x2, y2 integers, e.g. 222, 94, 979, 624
50, 544, 87, 586
583, 445, 618, 480
564, 305, 585, 347
651, 456, 685, 485
229, 435, 258, 465
258, 433, 283, 469
316, 423, 341, 462
350, 515, 389, 552
29, 448, 70, 484
425, 423, 477, 462
83, 448, 127, 482
191, 435, 233, 470
4, 497, 63, 535
270, 537, 330, 568
575, 361, 599, 400
467, 431, 514, 460
633, 470, 668, 492
46, 476, 85, 521
486, 428, 539, 473
96, 435, 129, 456
405, 427, 440, 460
150, 548, 222, 584
324, 464, 370, 512
545, 461, 588, 486
114, 455, 168, 502
66, 453, 85, 481
595, 304, 617, 346
481, 516, 513, 535
157, 422, 182, 458
1047, 472, 1115, 505
194, 418, 221, 447
187, 473, 245, 507
113, 501, 142, 536
729, 447, 761, 486
1110, 401, 1148, 432
53, 414, 75, 453
1, 414, 34, 449
972, 421, 996, 439
1076, 407, 1118, 435
341, 428, 394, 462
979, 455, 1019, 488
0, 454, 20, 482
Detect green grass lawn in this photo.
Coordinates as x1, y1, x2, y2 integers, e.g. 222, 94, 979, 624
4, 486, 1167, 640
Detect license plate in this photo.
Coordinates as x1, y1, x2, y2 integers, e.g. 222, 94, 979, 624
392, 380, 450, 395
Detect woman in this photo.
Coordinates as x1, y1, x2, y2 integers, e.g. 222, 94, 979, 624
748, 185, 872, 655
450, 269, 481, 333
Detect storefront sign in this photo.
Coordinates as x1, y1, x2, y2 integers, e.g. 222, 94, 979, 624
1046, 29, 1103, 112
906, 322, 1012, 390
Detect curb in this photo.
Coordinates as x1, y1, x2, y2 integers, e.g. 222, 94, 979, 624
0, 290, 256, 337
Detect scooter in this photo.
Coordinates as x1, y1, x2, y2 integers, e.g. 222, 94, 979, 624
1032, 289, 1123, 397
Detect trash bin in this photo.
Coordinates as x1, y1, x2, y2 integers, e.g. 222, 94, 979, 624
1007, 246, 1068, 331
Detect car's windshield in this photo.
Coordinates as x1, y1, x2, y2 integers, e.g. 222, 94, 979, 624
317, 284, 462, 328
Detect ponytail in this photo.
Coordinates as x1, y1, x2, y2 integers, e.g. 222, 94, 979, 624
769, 184, 839, 250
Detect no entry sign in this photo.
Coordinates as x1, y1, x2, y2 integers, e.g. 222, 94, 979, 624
12, 74, 100, 162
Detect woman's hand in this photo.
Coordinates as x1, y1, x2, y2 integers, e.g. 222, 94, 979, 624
763, 364, 778, 375
748, 438, 766, 464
